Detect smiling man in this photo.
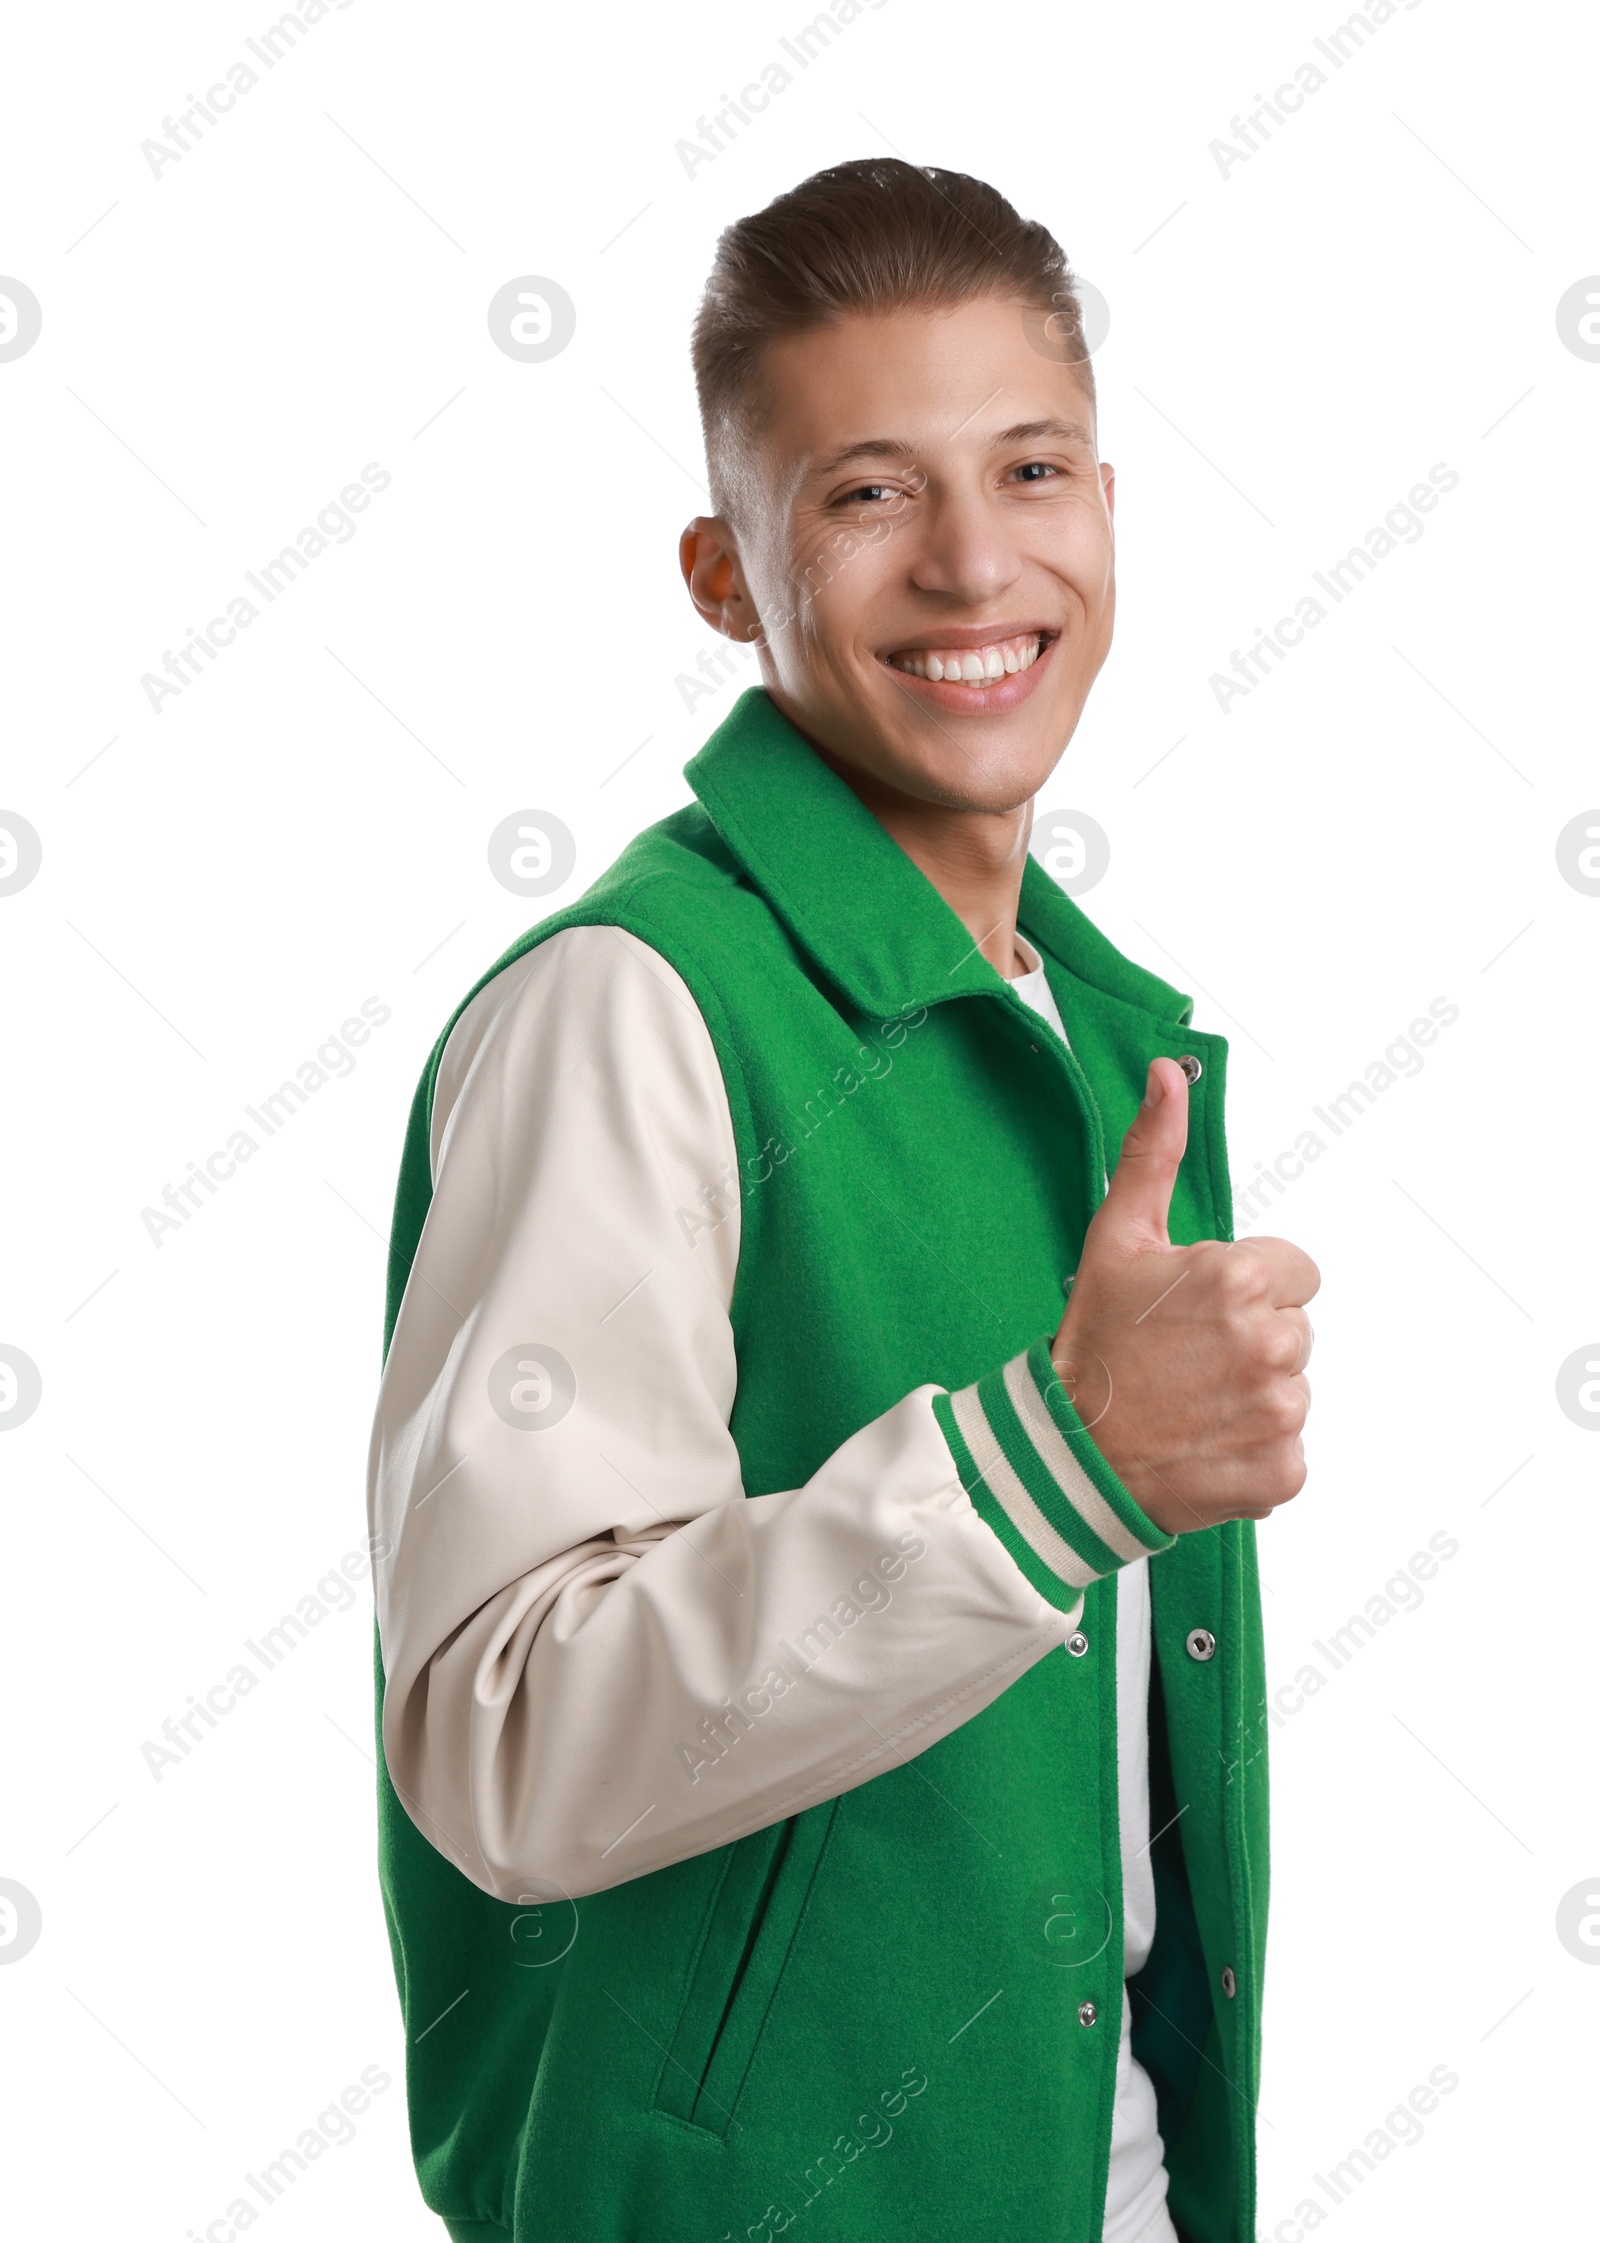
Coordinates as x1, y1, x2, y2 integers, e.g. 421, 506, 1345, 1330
370, 160, 1318, 2243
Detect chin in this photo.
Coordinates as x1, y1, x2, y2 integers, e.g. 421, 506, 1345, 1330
894, 733, 1064, 815
888, 701, 1072, 800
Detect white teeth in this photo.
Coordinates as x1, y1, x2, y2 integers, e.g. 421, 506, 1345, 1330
888, 632, 1044, 685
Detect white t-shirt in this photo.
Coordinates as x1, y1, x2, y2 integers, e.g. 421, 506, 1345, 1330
1008, 941, 1178, 2243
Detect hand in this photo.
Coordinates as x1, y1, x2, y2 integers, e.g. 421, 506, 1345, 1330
1049, 1058, 1320, 1537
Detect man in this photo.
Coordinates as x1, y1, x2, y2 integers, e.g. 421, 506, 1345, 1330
369, 159, 1317, 2243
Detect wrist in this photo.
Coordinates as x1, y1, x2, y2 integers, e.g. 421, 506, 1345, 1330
935, 1339, 1175, 1615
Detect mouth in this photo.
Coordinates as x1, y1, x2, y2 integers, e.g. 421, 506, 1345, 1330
884, 629, 1050, 683
877, 628, 1058, 713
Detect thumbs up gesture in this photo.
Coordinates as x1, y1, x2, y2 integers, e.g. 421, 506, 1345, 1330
1050, 1058, 1320, 1537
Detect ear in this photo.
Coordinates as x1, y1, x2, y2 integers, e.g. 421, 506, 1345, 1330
1100, 460, 1115, 520
680, 518, 763, 643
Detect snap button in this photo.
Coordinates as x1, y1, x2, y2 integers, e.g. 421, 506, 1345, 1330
1186, 1627, 1216, 1662
1077, 1999, 1098, 2028
1221, 1966, 1237, 1998
1177, 1054, 1202, 1085
1067, 1632, 1089, 1658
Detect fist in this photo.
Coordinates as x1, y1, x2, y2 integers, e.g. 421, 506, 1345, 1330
1050, 1058, 1320, 1537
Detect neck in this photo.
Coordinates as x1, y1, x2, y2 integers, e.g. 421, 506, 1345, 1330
808, 750, 1034, 977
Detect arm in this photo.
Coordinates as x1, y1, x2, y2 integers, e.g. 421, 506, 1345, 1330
369, 924, 1169, 1902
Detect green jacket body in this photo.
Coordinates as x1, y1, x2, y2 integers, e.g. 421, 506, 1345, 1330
374, 689, 1267, 2243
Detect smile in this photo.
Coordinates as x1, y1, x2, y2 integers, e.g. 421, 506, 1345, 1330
885, 630, 1047, 684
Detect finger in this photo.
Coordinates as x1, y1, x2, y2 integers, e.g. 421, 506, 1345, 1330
1122, 1443, 1307, 1520
1199, 1425, 1308, 1510
1229, 1235, 1321, 1309
1278, 1308, 1313, 1375
1090, 1059, 1189, 1252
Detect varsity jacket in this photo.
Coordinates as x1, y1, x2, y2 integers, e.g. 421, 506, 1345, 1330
368, 686, 1269, 2243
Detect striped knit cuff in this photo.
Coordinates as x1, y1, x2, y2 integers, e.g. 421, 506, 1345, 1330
932, 1338, 1175, 1615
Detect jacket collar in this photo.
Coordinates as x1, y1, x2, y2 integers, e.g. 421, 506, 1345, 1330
684, 687, 1193, 1027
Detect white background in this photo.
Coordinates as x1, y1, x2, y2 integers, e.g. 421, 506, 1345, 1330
1, 1, 1595, 2236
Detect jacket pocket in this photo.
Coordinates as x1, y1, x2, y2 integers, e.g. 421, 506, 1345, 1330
652, 1798, 840, 2137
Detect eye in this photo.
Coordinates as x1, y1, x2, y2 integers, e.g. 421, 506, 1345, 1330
1011, 460, 1061, 484
839, 481, 898, 505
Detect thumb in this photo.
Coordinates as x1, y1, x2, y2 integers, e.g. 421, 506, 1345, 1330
1090, 1059, 1189, 1250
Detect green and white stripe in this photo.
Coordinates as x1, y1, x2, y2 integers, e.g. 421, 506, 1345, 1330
933, 1338, 1174, 1614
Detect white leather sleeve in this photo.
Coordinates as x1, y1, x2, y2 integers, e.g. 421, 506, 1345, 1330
369, 923, 1073, 1902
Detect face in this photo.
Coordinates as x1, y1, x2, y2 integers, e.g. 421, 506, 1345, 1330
681, 292, 1114, 816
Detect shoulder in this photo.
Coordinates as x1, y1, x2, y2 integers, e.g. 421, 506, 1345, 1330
446, 800, 773, 1041
432, 923, 727, 1172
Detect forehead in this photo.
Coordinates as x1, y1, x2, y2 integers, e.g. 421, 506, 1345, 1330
754, 294, 1097, 469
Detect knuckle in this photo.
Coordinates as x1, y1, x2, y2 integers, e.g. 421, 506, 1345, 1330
1220, 1251, 1268, 1304
1260, 1324, 1302, 1374
1187, 1239, 1233, 1289
1261, 1386, 1305, 1439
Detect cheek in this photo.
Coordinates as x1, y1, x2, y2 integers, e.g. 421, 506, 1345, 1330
796, 571, 891, 673
1020, 502, 1114, 622
1060, 510, 1116, 601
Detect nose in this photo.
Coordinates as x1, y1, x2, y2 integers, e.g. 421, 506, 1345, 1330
906, 480, 1024, 610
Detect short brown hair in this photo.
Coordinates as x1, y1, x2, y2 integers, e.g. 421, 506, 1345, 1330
692, 157, 1094, 515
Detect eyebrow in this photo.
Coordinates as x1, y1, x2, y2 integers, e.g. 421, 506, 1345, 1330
811, 436, 918, 477
993, 417, 1094, 447
810, 417, 1093, 478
